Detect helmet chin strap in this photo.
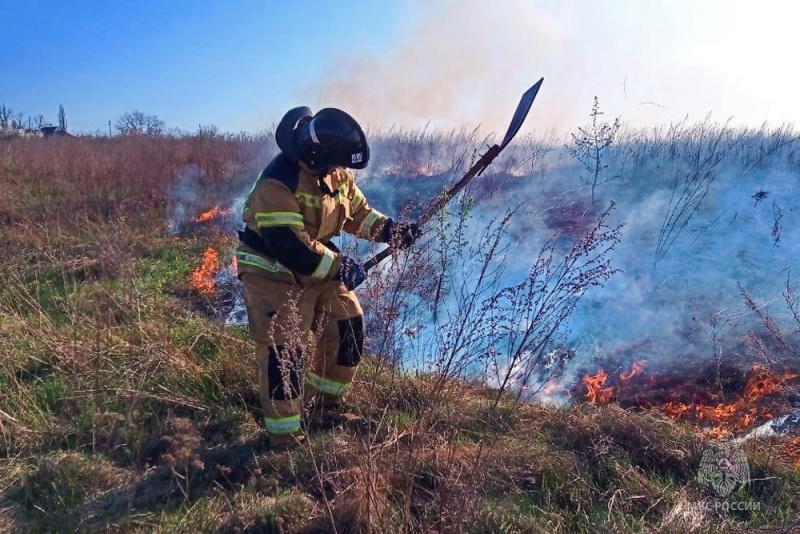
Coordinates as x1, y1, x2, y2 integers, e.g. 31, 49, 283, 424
298, 160, 340, 198
318, 175, 340, 198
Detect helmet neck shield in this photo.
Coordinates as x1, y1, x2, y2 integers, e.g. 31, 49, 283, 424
275, 106, 312, 162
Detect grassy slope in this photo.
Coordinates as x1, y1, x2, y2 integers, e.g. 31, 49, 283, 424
0, 135, 799, 533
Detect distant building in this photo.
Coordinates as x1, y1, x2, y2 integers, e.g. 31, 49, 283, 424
40, 126, 71, 138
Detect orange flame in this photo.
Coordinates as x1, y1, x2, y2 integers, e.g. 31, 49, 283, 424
785, 437, 800, 469
662, 401, 692, 419
543, 380, 559, 396
745, 365, 799, 400
620, 359, 647, 384
582, 360, 646, 405
580, 362, 800, 438
195, 205, 231, 223
658, 365, 800, 436
583, 369, 615, 405
191, 247, 219, 292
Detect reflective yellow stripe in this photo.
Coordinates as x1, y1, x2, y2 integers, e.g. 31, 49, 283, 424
310, 248, 336, 279
306, 371, 349, 396
333, 183, 350, 206
360, 210, 385, 236
265, 415, 301, 435
351, 187, 366, 212
296, 193, 321, 208
255, 212, 304, 228
235, 250, 293, 275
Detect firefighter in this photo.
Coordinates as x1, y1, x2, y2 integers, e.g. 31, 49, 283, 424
237, 106, 421, 450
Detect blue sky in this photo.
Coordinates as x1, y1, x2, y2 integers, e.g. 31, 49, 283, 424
2, 0, 799, 136
1, 0, 404, 133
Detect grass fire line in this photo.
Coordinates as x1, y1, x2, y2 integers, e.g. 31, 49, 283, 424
189, 205, 238, 293
579, 361, 800, 441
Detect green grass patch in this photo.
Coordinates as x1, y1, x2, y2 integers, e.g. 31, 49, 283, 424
151, 489, 315, 534
31, 373, 68, 414
7, 267, 76, 323
386, 409, 417, 430
137, 244, 194, 294
170, 316, 221, 360
476, 493, 549, 534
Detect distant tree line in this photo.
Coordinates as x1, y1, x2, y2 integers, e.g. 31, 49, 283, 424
0, 102, 181, 138
0, 103, 69, 137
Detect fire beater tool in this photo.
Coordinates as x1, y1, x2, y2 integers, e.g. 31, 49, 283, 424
362, 77, 544, 272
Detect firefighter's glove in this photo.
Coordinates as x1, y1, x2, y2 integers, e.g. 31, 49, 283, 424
382, 218, 423, 250
336, 255, 367, 290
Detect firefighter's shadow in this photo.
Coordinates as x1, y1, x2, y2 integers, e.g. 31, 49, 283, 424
227, 386, 264, 426
70, 414, 372, 529
73, 387, 368, 526
69, 432, 272, 529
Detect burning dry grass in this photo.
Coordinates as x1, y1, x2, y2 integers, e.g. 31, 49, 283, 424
191, 246, 220, 293
659, 365, 800, 439
194, 205, 234, 224
576, 358, 800, 445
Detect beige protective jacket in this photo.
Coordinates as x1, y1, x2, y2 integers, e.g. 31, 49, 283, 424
236, 154, 388, 285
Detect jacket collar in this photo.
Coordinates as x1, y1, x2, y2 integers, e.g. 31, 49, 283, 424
299, 161, 339, 197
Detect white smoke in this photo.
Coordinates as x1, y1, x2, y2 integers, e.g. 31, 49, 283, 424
354, 125, 800, 396
166, 164, 203, 235
304, 0, 568, 135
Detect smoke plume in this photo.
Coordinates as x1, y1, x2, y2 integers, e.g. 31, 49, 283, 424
305, 0, 572, 136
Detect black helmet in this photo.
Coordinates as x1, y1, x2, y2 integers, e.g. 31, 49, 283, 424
274, 107, 369, 173
295, 108, 370, 173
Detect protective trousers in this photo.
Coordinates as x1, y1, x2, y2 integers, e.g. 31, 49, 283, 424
240, 273, 364, 438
